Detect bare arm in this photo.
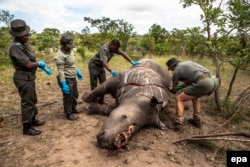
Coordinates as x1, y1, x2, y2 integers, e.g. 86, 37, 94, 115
121, 52, 132, 63
25, 62, 39, 69
102, 61, 112, 72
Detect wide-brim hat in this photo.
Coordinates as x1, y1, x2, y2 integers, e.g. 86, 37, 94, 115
166, 57, 179, 70
60, 34, 74, 49
9, 19, 30, 37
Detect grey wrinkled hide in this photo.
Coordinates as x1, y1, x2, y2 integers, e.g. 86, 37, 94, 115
83, 59, 171, 148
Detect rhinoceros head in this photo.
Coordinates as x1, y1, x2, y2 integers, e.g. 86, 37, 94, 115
97, 96, 165, 149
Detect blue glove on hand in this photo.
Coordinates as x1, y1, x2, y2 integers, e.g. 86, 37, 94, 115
61, 81, 70, 95
110, 70, 119, 77
131, 61, 141, 66
76, 69, 83, 80
177, 84, 184, 91
41, 67, 53, 75
37, 61, 46, 68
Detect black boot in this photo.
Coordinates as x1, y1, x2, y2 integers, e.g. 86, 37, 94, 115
23, 123, 41, 136
66, 114, 78, 121
32, 117, 45, 126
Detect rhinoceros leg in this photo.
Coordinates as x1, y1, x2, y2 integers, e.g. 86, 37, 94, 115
157, 120, 167, 130
157, 101, 169, 130
150, 96, 167, 130
83, 77, 119, 103
87, 102, 115, 115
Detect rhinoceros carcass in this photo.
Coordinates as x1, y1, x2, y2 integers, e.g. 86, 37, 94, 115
83, 59, 171, 148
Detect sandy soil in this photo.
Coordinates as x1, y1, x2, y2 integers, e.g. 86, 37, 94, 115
1, 72, 250, 167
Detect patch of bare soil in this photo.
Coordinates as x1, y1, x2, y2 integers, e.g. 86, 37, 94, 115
1, 74, 250, 167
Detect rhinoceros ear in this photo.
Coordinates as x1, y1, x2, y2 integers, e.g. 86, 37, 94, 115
150, 96, 163, 107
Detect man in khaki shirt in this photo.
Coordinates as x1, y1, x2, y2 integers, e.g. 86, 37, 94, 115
88, 39, 140, 104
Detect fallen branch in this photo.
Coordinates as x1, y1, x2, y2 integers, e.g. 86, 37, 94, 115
188, 132, 250, 138
0, 141, 12, 147
219, 112, 237, 127
0, 101, 57, 120
37, 100, 57, 108
173, 137, 250, 143
173, 132, 250, 144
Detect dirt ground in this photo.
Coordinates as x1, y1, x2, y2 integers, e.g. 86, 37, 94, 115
1, 71, 250, 167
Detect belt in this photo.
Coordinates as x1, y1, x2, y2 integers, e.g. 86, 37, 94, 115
91, 58, 103, 67
195, 73, 210, 83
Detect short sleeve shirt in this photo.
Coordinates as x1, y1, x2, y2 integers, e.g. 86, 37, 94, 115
172, 61, 210, 86
92, 43, 125, 63
9, 41, 37, 72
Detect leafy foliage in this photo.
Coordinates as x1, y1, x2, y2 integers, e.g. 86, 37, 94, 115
0, 10, 14, 27
0, 27, 12, 56
36, 28, 60, 52
83, 17, 136, 50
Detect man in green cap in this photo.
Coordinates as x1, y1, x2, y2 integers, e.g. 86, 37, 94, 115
88, 39, 140, 104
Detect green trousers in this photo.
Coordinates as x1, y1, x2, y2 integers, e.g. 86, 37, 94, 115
58, 77, 79, 115
13, 71, 38, 123
88, 59, 106, 103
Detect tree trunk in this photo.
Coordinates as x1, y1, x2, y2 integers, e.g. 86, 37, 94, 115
214, 53, 223, 112
225, 67, 239, 103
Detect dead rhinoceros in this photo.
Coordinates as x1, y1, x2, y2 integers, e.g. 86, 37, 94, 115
83, 59, 171, 148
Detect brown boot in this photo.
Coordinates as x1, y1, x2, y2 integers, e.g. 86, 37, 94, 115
170, 116, 184, 132
172, 121, 184, 132
188, 118, 201, 128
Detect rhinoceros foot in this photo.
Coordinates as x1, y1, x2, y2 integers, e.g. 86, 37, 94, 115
82, 91, 91, 102
158, 121, 167, 130
87, 102, 109, 115
113, 123, 137, 148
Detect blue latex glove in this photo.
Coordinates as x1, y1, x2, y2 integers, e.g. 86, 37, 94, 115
41, 67, 53, 75
110, 70, 119, 77
76, 69, 83, 80
131, 61, 141, 66
177, 84, 184, 91
60, 81, 70, 95
37, 61, 46, 68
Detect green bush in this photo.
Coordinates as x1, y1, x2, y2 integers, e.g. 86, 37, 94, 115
0, 56, 12, 70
